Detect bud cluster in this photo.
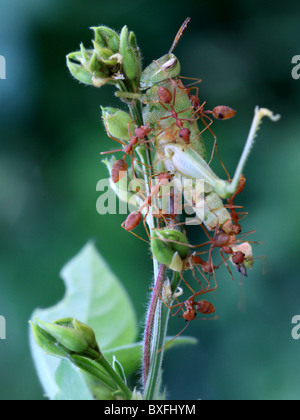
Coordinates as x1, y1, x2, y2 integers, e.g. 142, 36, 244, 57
67, 25, 141, 90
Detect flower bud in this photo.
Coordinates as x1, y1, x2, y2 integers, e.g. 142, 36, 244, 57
151, 229, 190, 272
67, 46, 111, 86
101, 107, 132, 141
66, 51, 94, 85
91, 26, 120, 53
30, 320, 66, 358
67, 37, 121, 88
36, 318, 98, 354
119, 26, 141, 82
92, 43, 122, 68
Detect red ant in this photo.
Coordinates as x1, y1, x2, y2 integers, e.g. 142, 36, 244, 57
186, 87, 236, 166
154, 281, 217, 351
223, 174, 247, 235
157, 85, 194, 145
198, 223, 249, 279
122, 172, 174, 234
186, 253, 219, 288
101, 123, 152, 183
179, 294, 216, 322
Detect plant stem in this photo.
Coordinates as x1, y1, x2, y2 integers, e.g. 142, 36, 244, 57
142, 269, 182, 400
87, 349, 132, 399
142, 264, 166, 392
119, 79, 172, 400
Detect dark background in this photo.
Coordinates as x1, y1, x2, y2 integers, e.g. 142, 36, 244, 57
1, 0, 300, 400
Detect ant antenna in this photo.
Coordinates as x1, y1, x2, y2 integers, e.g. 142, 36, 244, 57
168, 17, 191, 54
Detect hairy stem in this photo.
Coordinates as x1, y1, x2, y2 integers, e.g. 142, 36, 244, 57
142, 269, 182, 399
142, 264, 166, 391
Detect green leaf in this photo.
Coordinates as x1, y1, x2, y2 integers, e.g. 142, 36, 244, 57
103, 336, 198, 376
53, 359, 94, 401
30, 242, 138, 400
112, 356, 127, 385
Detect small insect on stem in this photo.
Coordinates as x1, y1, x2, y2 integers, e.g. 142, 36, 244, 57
111, 159, 127, 183
207, 106, 237, 121
122, 173, 174, 236
155, 282, 217, 352
224, 174, 247, 235
170, 283, 217, 320
193, 216, 254, 280
189, 91, 236, 164
156, 86, 194, 144
101, 123, 152, 183
124, 210, 142, 231
186, 253, 219, 289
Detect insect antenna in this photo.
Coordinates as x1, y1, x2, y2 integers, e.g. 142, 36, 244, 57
168, 17, 191, 54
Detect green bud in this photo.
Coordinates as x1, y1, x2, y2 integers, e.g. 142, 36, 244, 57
151, 229, 190, 272
92, 26, 120, 53
66, 52, 93, 85
30, 320, 66, 358
67, 40, 119, 88
67, 47, 111, 86
159, 229, 190, 258
129, 31, 142, 75
169, 252, 186, 272
92, 43, 121, 68
101, 107, 133, 141
36, 318, 98, 354
79, 43, 92, 71
119, 26, 141, 82
72, 319, 98, 350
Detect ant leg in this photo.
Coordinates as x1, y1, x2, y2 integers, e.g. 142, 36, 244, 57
179, 272, 196, 295
157, 321, 191, 353
192, 264, 211, 289
227, 175, 246, 205
179, 77, 202, 88
219, 251, 234, 281
121, 219, 149, 244
142, 206, 151, 240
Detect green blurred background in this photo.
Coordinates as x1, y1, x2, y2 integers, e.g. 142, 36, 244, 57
1, 0, 300, 400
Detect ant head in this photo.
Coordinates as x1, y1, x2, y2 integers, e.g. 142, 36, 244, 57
232, 224, 242, 235
157, 172, 174, 185
232, 251, 245, 265
134, 125, 151, 139
183, 307, 197, 321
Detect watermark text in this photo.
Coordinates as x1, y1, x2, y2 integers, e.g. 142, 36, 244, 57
0, 55, 6, 80
291, 315, 300, 340
96, 175, 206, 225
0, 315, 6, 340
292, 55, 300, 80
